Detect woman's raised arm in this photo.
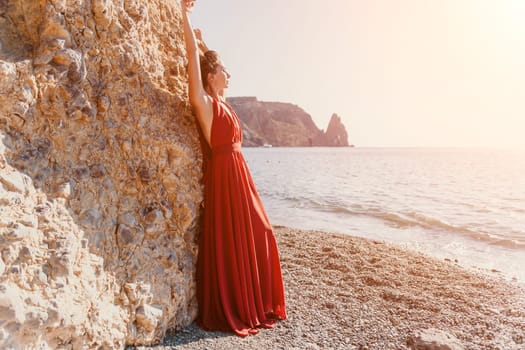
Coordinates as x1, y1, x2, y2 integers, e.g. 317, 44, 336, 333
181, 0, 213, 143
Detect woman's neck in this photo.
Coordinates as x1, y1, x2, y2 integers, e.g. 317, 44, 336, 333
206, 87, 226, 101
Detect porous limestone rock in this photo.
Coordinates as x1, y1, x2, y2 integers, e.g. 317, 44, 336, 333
0, 0, 201, 348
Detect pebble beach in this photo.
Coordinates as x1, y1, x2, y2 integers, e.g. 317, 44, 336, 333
135, 226, 525, 350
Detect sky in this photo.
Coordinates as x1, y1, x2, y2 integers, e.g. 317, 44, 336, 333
191, 0, 525, 148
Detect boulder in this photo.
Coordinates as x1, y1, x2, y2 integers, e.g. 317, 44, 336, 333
0, 0, 200, 348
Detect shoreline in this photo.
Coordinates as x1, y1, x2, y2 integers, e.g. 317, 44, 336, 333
269, 221, 525, 286
136, 226, 525, 349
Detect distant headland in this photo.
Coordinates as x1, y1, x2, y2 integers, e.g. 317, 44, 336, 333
227, 97, 350, 147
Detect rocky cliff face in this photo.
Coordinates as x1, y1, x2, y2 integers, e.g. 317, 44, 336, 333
0, 0, 200, 348
227, 97, 349, 147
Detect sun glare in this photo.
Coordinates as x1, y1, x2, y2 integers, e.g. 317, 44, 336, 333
507, 0, 525, 21
484, 0, 525, 34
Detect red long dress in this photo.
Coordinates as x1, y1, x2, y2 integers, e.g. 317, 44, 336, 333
195, 97, 287, 336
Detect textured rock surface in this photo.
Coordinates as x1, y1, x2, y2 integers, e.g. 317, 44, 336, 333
0, 0, 201, 348
227, 97, 350, 147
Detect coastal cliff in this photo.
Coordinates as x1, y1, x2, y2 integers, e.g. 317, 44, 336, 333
227, 97, 350, 147
0, 0, 200, 348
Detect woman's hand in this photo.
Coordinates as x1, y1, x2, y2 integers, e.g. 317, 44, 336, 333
194, 29, 209, 53
182, 0, 196, 14
194, 28, 203, 42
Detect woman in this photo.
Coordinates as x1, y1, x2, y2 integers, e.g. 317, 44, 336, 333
181, 0, 287, 337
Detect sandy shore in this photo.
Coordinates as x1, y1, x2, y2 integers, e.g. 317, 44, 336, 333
134, 226, 525, 350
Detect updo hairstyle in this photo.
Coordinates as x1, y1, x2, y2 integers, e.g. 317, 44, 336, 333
200, 50, 220, 89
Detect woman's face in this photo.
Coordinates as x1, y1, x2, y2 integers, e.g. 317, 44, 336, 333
209, 62, 231, 90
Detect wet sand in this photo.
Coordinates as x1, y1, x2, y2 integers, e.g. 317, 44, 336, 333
136, 226, 525, 349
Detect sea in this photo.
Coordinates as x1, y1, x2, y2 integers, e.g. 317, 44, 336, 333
243, 147, 525, 285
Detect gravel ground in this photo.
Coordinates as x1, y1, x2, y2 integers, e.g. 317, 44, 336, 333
132, 226, 525, 350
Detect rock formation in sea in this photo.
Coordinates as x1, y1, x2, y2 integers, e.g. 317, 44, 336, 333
0, 0, 201, 348
324, 113, 349, 147
227, 96, 350, 147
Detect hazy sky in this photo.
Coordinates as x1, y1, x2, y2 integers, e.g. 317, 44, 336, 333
191, 0, 525, 148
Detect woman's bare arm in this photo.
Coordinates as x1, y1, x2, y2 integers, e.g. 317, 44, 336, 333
181, 0, 213, 144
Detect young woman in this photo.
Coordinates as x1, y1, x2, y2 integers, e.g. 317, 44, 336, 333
181, 0, 287, 337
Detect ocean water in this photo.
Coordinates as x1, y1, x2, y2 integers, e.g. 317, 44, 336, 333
243, 147, 525, 284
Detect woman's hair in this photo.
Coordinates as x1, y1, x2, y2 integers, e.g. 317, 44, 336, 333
200, 50, 220, 89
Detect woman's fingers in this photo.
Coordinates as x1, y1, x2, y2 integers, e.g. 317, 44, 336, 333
194, 28, 202, 40
182, 0, 196, 12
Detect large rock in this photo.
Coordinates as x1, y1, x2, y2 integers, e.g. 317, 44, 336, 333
0, 0, 201, 348
407, 328, 464, 350
227, 96, 350, 147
